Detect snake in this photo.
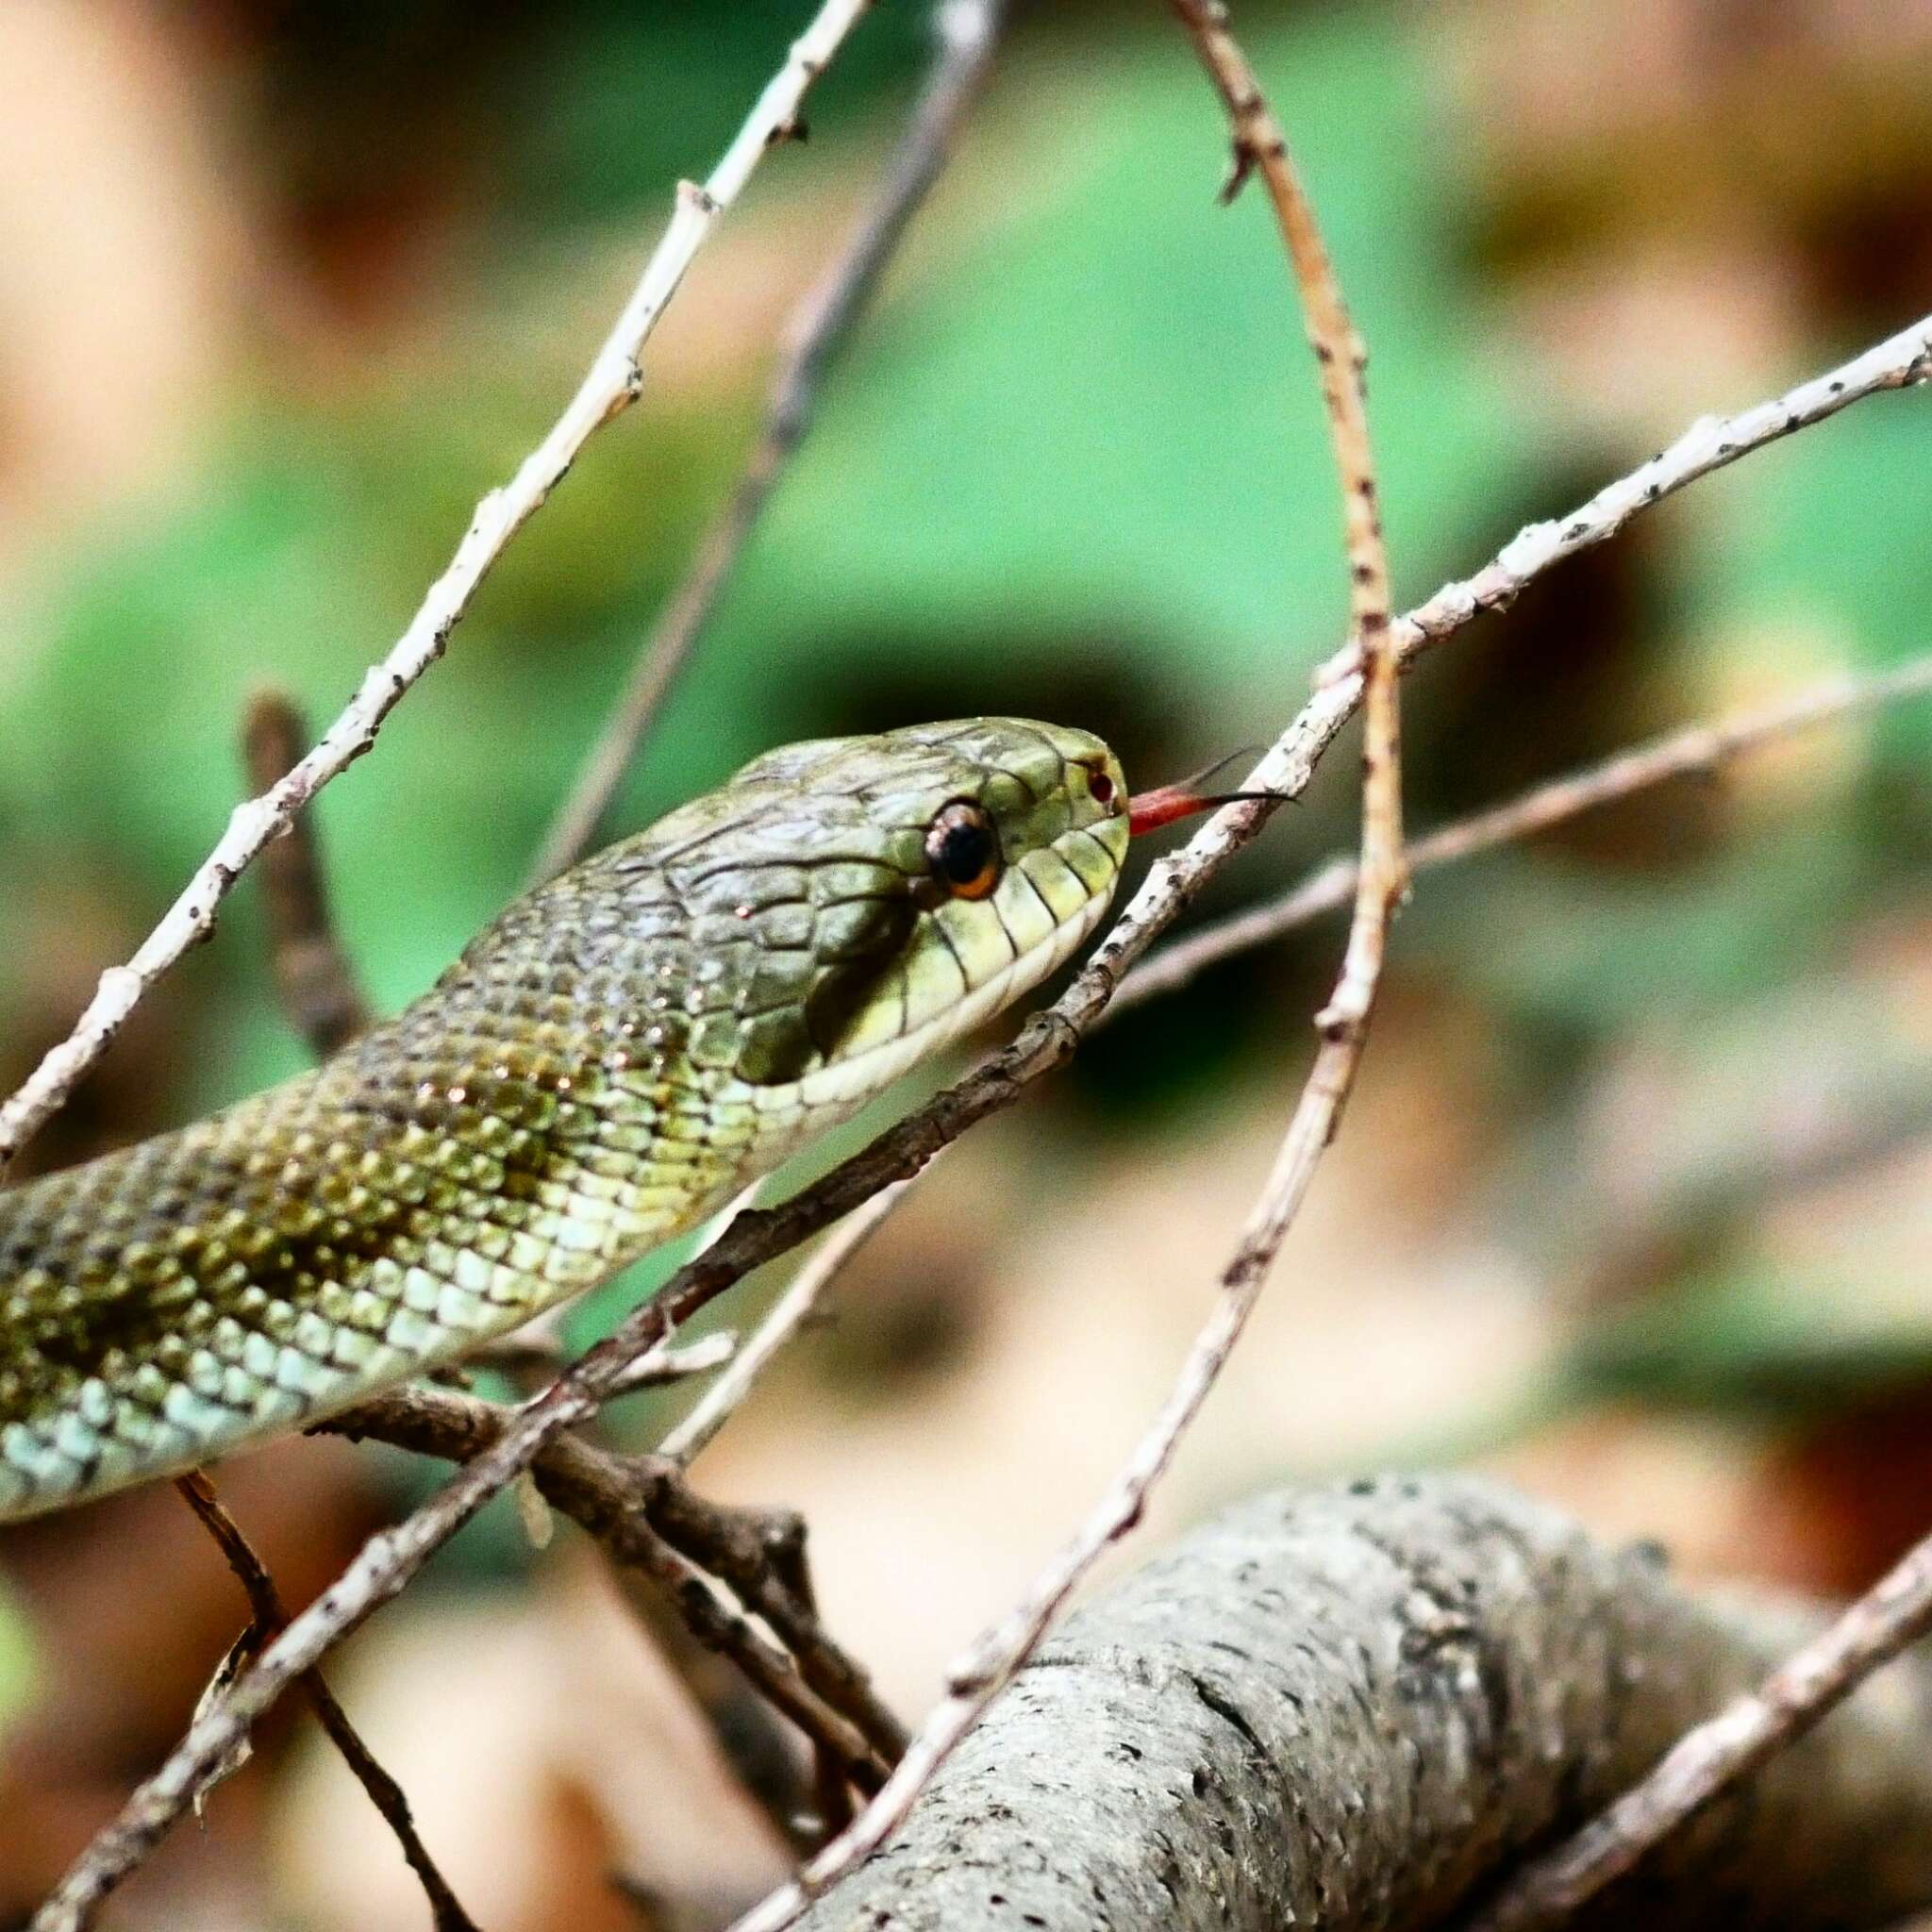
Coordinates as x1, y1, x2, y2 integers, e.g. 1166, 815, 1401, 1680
0, 719, 1130, 1523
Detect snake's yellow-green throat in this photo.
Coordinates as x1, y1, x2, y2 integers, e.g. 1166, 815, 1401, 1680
0, 719, 1130, 1522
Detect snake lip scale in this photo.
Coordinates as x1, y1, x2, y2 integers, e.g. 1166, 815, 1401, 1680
0, 719, 1133, 1522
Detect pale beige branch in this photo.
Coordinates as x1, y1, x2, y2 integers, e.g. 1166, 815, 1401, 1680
724, 3, 1407, 1920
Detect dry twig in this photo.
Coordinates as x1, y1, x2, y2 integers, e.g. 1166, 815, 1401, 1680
0, 0, 875, 1192
174, 1474, 478, 1932
1466, 1523, 1932, 1931
1114, 650, 1932, 1015
36, 160, 1932, 1932
533, 0, 1008, 882
315, 1381, 904, 1784
728, 5, 1407, 1920
240, 691, 373, 1056
661, 1175, 920, 1466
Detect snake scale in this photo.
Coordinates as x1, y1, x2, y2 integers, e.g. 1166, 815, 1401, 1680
0, 719, 1129, 1522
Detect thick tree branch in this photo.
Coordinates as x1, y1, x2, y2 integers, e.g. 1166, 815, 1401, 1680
38, 209, 1932, 1932
533, 0, 1008, 883
786, 1475, 1932, 1931
0, 0, 878, 1192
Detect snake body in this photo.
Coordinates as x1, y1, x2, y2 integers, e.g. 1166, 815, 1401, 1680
0, 719, 1128, 1521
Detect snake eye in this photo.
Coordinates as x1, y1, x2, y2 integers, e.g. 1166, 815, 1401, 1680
1086, 767, 1116, 808
924, 801, 1001, 900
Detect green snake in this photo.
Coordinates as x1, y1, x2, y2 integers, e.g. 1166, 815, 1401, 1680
0, 720, 1129, 1522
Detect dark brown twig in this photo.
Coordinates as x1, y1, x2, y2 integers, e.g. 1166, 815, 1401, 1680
532, 0, 1009, 882
317, 1382, 903, 1783
241, 691, 374, 1056
174, 1474, 479, 1932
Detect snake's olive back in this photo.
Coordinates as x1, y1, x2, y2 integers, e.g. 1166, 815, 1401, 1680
0, 720, 1127, 1520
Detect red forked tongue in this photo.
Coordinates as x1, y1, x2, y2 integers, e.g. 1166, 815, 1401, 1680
1127, 776, 1280, 838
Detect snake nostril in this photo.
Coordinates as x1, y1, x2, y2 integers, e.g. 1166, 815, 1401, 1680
1088, 769, 1116, 808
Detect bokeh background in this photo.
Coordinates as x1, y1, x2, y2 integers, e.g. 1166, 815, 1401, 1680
1, 0, 1929, 1924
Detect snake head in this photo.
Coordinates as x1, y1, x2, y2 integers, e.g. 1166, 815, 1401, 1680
541, 718, 1129, 1105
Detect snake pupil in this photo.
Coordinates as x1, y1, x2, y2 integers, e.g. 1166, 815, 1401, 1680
925, 803, 1000, 899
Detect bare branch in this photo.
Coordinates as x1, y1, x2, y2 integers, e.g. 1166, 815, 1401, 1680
240, 691, 373, 1057
1113, 651, 1932, 1016
0, 0, 878, 1191
661, 1175, 919, 1466
38, 239, 1932, 1932
1349, 308, 1932, 689
792, 1476, 1932, 1931
532, 0, 1009, 883
1467, 1520, 1932, 1931
314, 1381, 904, 1779
175, 1474, 478, 1932
727, 3, 1408, 1918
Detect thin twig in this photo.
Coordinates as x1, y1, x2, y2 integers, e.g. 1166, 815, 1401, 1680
532, 0, 1008, 883
1113, 651, 1932, 1016
461, 1326, 738, 1395
240, 691, 373, 1056
1337, 310, 1932, 690
0, 0, 876, 1193
727, 5, 1407, 1919
1464, 1523, 1932, 1932
174, 1474, 479, 1932
315, 1381, 904, 1776
39, 245, 1932, 1932
661, 1176, 918, 1466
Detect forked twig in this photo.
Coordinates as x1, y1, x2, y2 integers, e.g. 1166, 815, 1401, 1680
315, 1381, 905, 1780
174, 1474, 478, 1932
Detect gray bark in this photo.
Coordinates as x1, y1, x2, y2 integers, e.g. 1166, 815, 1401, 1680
796, 1474, 1932, 1930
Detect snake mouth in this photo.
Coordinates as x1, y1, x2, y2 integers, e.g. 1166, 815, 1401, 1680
752, 871, 1118, 1120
